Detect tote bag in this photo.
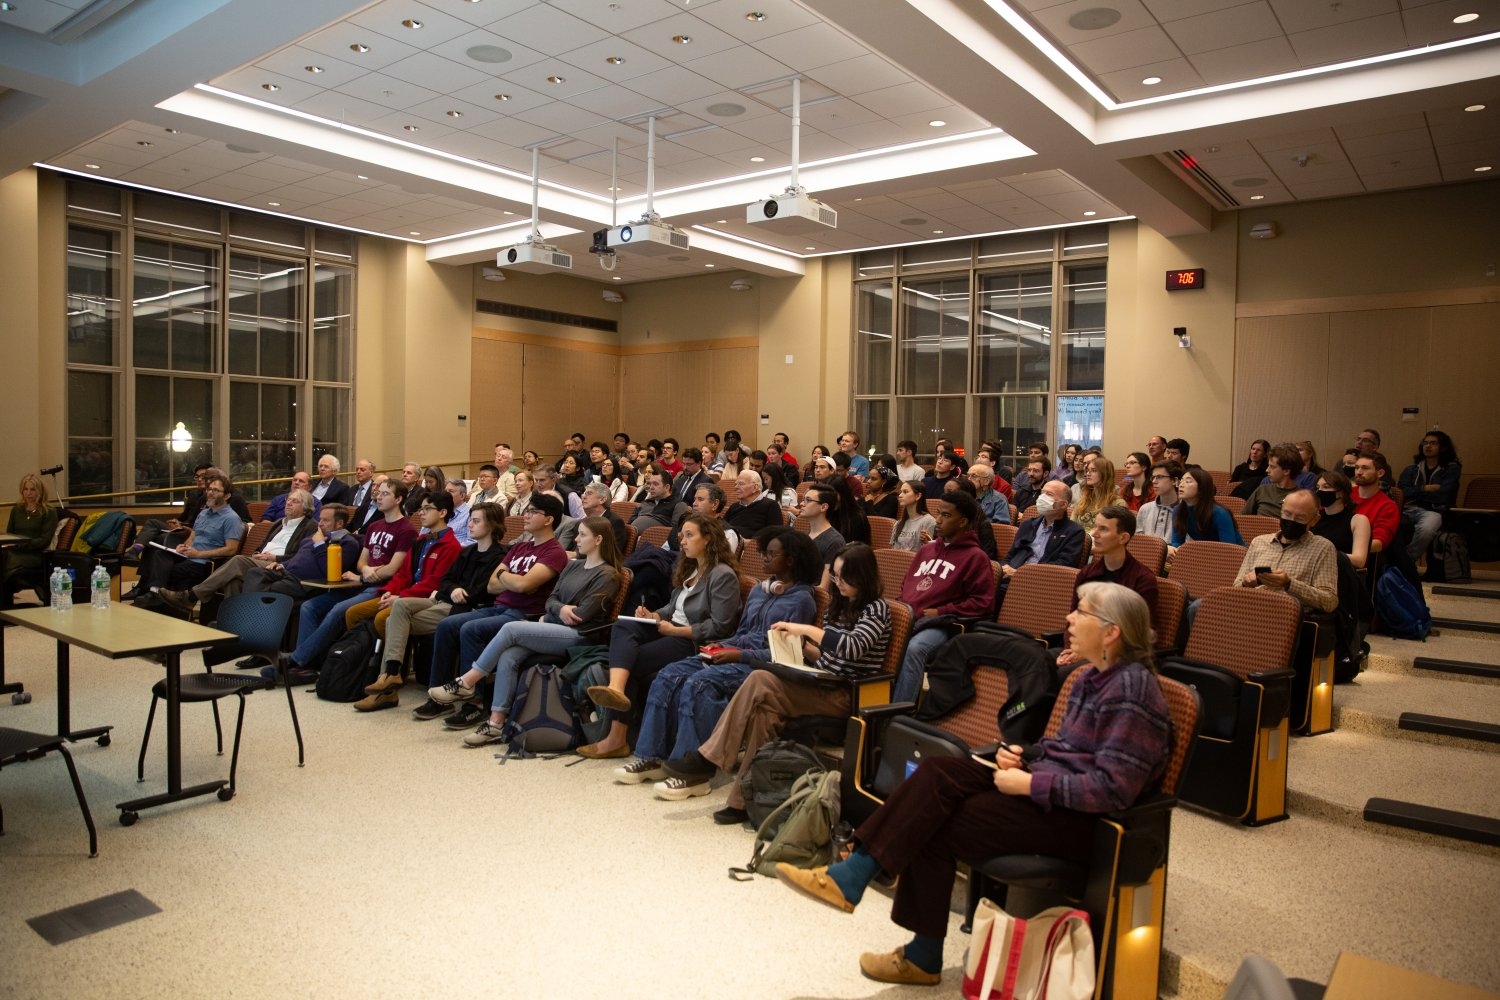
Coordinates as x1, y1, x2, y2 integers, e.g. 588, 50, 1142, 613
962, 899, 1094, 1000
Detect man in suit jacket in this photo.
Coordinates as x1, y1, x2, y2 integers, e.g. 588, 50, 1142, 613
673, 448, 710, 503
156, 489, 318, 614
344, 459, 376, 528
1000, 479, 1085, 587
312, 454, 354, 506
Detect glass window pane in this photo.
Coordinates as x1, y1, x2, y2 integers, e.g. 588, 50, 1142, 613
134, 192, 221, 237
262, 384, 297, 440
855, 399, 890, 457
1056, 395, 1104, 451
230, 381, 258, 439
1062, 265, 1106, 391
68, 370, 115, 499
313, 386, 347, 448
312, 263, 353, 382
135, 374, 169, 442
229, 211, 306, 251
978, 269, 1051, 394
902, 241, 971, 270
133, 237, 219, 373
1063, 224, 1109, 257
854, 280, 892, 395
978, 230, 1053, 267
135, 375, 214, 497
976, 395, 1048, 467
66, 225, 122, 367
900, 276, 969, 395
856, 250, 893, 279
315, 228, 355, 260
66, 179, 123, 220
896, 397, 967, 461
228, 253, 304, 378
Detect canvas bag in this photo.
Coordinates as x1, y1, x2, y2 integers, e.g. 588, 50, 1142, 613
729, 768, 840, 880
963, 899, 1094, 1000
738, 739, 825, 829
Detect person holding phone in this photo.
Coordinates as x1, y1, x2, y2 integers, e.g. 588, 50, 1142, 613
775, 581, 1170, 987
1234, 489, 1339, 613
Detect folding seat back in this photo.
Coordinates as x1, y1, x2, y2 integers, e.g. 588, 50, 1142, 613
637, 524, 670, 550
1208, 469, 1232, 496
867, 515, 896, 550
1165, 540, 1246, 600
1462, 475, 1500, 508
1218, 495, 1246, 515
1235, 513, 1280, 541
1152, 578, 1187, 654
991, 523, 1018, 560
737, 538, 764, 579
1163, 586, 1299, 824
1125, 534, 1166, 575
996, 563, 1076, 646
873, 548, 914, 602
616, 523, 636, 556
247, 501, 271, 521
610, 500, 639, 522
239, 521, 274, 557
500, 515, 526, 545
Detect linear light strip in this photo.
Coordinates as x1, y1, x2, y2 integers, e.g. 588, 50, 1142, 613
692, 215, 1134, 259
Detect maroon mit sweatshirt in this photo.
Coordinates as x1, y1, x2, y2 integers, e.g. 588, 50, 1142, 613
899, 530, 995, 619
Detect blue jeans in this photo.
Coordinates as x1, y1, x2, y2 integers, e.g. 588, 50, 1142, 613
472, 620, 585, 714
426, 605, 526, 688
291, 586, 375, 668
637, 659, 755, 761
893, 628, 948, 704
1405, 508, 1442, 561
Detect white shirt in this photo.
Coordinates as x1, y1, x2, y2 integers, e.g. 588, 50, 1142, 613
265, 516, 304, 557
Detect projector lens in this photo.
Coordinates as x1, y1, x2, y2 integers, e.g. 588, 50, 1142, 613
507, 248, 518, 263
763, 201, 778, 218
620, 226, 632, 242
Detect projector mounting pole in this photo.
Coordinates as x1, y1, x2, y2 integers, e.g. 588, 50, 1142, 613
641, 115, 659, 224
528, 146, 541, 240
787, 77, 802, 196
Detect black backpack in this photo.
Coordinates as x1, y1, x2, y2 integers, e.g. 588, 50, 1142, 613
559, 645, 612, 749
1424, 531, 1472, 584
315, 621, 380, 702
496, 661, 578, 762
738, 740, 825, 830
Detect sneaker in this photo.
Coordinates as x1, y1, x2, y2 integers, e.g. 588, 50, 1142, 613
235, 656, 268, 670
411, 698, 453, 722
462, 721, 507, 748
428, 678, 476, 705
353, 690, 399, 712
364, 672, 403, 695
612, 758, 665, 784
443, 702, 486, 730
156, 588, 197, 614
713, 806, 750, 826
654, 775, 711, 800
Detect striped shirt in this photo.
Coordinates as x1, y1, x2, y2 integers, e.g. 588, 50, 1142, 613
816, 598, 892, 679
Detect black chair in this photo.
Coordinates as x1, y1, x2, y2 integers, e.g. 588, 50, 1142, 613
0, 727, 99, 857
136, 592, 301, 799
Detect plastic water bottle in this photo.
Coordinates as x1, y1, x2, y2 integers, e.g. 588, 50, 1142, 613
51, 568, 73, 612
91, 564, 111, 610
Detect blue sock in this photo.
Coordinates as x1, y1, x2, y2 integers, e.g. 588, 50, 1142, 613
826, 846, 882, 905
903, 933, 944, 974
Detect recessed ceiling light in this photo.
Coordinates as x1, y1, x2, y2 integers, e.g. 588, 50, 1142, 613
403, 124, 419, 132
928, 120, 946, 127
1452, 12, 1479, 23
1250, 194, 1265, 200
84, 163, 100, 169
261, 83, 280, 92
1141, 76, 1162, 86
804, 246, 815, 250
672, 34, 692, 44
546, 75, 565, 84
409, 231, 421, 236
401, 18, 422, 29
164, 128, 178, 134
704, 263, 715, 267
494, 93, 511, 102
750, 155, 765, 162
1477, 165, 1493, 172
137, 141, 152, 148
746, 11, 766, 21
932, 229, 944, 234
1465, 103, 1486, 112
502, 210, 514, 215
357, 175, 369, 180
446, 110, 463, 118
305, 65, 324, 74
0, 2, 17, 11
350, 43, 370, 54
606, 56, 625, 65
613, 275, 621, 280
715, 219, 727, 224
268, 201, 281, 207
1083, 211, 1096, 217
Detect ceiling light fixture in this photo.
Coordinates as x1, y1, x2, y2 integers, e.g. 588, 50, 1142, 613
357, 174, 369, 180
606, 56, 625, 65
84, 163, 100, 169
804, 245, 815, 250
932, 229, 944, 234
746, 11, 766, 21
401, 18, 422, 29
350, 43, 369, 53
403, 124, 419, 132
1465, 103, 1486, 111
750, 155, 765, 162
494, 93, 511, 102
546, 75, 565, 84
0, 2, 16, 11
137, 141, 152, 147
261, 83, 280, 92
705, 263, 716, 267
306, 65, 324, 74
1250, 194, 1265, 200
164, 128, 179, 134
612, 275, 622, 281
929, 120, 946, 127
410, 231, 421, 236
1477, 165, 1493, 172
446, 110, 463, 118
672, 34, 692, 44
1141, 76, 1162, 86
268, 201, 280, 206
1453, 12, 1479, 23
1083, 210, 1096, 217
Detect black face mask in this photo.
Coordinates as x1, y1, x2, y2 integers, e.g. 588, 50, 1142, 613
1279, 517, 1308, 541
1341, 465, 1356, 479
1315, 490, 1338, 508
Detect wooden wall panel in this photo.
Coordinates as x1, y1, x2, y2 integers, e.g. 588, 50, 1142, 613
469, 338, 523, 463
1425, 302, 1500, 477
619, 345, 760, 451
1233, 314, 1330, 463
519, 344, 619, 462
1326, 308, 1430, 464
706, 346, 759, 449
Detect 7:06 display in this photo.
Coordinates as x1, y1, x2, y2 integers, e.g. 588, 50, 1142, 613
1165, 267, 1206, 290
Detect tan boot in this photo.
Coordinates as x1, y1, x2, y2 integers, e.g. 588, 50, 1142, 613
364, 672, 403, 695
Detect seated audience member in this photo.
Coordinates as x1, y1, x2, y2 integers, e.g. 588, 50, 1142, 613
999, 479, 1086, 595
830, 451, 866, 500
345, 502, 510, 715
922, 451, 961, 500
1353, 429, 1396, 489
704, 431, 725, 466
444, 480, 472, 546
666, 543, 891, 822
593, 457, 632, 504
725, 469, 784, 536
1116, 452, 1154, 512
657, 438, 684, 479
892, 491, 995, 703
127, 464, 209, 559
798, 484, 848, 587
522, 450, 542, 473
763, 443, 793, 483
579, 514, 742, 758
942, 478, 998, 561
625, 482, 738, 611
272, 481, 414, 684
507, 471, 536, 517
838, 430, 871, 476
630, 467, 690, 532
614, 528, 822, 789
747, 450, 767, 475
242, 502, 362, 599
572, 481, 627, 548
1312, 469, 1371, 569
342, 458, 376, 515
801, 445, 831, 483
557, 454, 589, 496
671, 449, 710, 503
1171, 467, 1243, 550
469, 464, 503, 506
1146, 435, 1167, 467
136, 469, 247, 603
1353, 451, 1401, 552
765, 461, 800, 513
1048, 444, 1078, 483
1338, 448, 1358, 480
1070, 455, 1117, 532
1243, 443, 1303, 517
312, 454, 353, 505
419, 494, 570, 728
894, 440, 925, 484
156, 488, 315, 614
348, 472, 385, 535
1236, 489, 1338, 613
262, 471, 320, 522
1057, 508, 1158, 672
891, 481, 934, 552
1293, 441, 1323, 488
431, 516, 624, 745
1230, 439, 1272, 499
534, 464, 585, 520
493, 445, 521, 502
1012, 457, 1050, 515
824, 470, 871, 544
1397, 431, 1461, 561
585, 441, 611, 477
968, 464, 1012, 524
419, 466, 447, 513
398, 464, 427, 515
777, 581, 1169, 988
772, 431, 798, 470
934, 438, 968, 474
1137, 461, 1182, 542
611, 432, 632, 465
862, 465, 900, 519
1164, 438, 1191, 465
3, 473, 58, 606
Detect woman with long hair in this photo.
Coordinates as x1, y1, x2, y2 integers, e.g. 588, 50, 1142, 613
1295, 440, 1325, 478
557, 453, 589, 496
1171, 466, 1243, 549
1312, 469, 1371, 569
1232, 439, 1271, 485
3, 473, 58, 606
802, 444, 831, 483
775, 581, 1169, 988
1116, 452, 1153, 512
1071, 455, 1118, 531
763, 461, 799, 512
826, 471, 871, 544
579, 514, 742, 758
594, 457, 631, 503
443, 517, 624, 747
890, 480, 935, 552
663, 542, 894, 820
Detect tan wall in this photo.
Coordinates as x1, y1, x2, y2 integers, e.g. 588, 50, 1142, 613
0, 168, 49, 494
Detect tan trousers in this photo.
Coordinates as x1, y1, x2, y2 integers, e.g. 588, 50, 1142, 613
344, 595, 452, 665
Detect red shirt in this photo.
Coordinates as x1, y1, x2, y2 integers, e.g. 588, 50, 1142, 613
363, 516, 417, 568
1355, 489, 1400, 548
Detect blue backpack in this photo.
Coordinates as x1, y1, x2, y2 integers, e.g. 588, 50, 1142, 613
1374, 569, 1430, 641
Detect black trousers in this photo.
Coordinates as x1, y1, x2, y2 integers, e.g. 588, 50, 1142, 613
604, 619, 695, 725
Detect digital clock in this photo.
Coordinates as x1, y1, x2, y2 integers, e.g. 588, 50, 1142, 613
1165, 267, 1205, 290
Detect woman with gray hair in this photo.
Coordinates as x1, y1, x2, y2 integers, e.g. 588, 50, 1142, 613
776, 581, 1170, 987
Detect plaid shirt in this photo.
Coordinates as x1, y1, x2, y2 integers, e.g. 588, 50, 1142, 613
1236, 531, 1338, 613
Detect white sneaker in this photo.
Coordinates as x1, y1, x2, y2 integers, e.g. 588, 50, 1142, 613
612, 758, 665, 784
654, 776, 711, 800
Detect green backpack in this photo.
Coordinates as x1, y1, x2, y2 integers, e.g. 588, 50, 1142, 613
729, 768, 841, 880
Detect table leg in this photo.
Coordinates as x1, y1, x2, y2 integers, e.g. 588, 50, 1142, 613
56, 638, 111, 746
116, 647, 226, 824
0, 621, 26, 703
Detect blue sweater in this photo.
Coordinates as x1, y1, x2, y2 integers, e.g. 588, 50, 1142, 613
723, 582, 817, 651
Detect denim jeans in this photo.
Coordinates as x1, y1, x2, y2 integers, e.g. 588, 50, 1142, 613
635, 658, 753, 761
426, 605, 526, 688
291, 586, 375, 668
472, 620, 585, 713
892, 628, 948, 704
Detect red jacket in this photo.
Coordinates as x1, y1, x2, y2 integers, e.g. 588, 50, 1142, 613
379, 528, 461, 599
900, 531, 995, 619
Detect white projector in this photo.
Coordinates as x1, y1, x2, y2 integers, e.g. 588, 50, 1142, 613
496, 242, 572, 272
606, 221, 689, 256
747, 192, 837, 231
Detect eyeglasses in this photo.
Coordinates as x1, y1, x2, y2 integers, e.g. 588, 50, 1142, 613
418, 505, 438, 513
1150, 474, 1174, 482
523, 507, 544, 516
1073, 608, 1117, 627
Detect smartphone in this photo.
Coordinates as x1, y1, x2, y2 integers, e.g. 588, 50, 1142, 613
1254, 565, 1272, 576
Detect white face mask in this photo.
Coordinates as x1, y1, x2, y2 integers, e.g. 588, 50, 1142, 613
1035, 494, 1056, 515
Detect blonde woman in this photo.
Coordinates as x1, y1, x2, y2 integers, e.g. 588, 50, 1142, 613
1071, 455, 1117, 532
507, 471, 535, 517
3, 473, 58, 606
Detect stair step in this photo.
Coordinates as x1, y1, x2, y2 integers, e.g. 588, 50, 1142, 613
1432, 617, 1500, 635
1330, 668, 1500, 751
1432, 586, 1500, 599
1413, 656, 1500, 680
1400, 712, 1500, 745
1363, 798, 1500, 848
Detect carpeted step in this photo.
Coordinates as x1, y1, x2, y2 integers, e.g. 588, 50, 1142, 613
1332, 669, 1500, 752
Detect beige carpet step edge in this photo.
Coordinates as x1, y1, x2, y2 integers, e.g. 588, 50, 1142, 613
1330, 668, 1500, 742
1365, 632, 1500, 685
1334, 705, 1500, 753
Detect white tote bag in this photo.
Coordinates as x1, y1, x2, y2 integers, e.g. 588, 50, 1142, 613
962, 899, 1095, 1000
